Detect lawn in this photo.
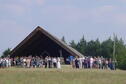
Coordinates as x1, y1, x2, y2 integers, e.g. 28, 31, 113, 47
0, 65, 126, 84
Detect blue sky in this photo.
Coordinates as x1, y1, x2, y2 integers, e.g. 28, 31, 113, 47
0, 0, 126, 55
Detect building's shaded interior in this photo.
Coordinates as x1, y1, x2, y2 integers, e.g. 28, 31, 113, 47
11, 30, 71, 59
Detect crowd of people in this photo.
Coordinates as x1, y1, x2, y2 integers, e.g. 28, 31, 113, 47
0, 56, 61, 69
0, 56, 116, 70
70, 56, 116, 70
0, 57, 11, 68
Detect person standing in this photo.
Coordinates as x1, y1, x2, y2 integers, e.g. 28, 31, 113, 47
90, 57, 94, 69
98, 57, 102, 69
81, 57, 85, 68
26, 57, 31, 68
78, 57, 83, 69
39, 58, 43, 68
2, 58, 6, 68
57, 57, 61, 69
23, 57, 26, 68
72, 58, 76, 68
48, 56, 52, 68
45, 56, 48, 68
69, 55, 74, 65
6, 58, 9, 68
75, 56, 79, 69
105, 58, 109, 69
52, 57, 57, 68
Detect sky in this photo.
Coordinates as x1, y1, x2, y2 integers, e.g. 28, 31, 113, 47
0, 0, 126, 55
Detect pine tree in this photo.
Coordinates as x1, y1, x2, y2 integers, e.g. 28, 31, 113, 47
69, 40, 77, 49
76, 36, 86, 55
101, 38, 113, 58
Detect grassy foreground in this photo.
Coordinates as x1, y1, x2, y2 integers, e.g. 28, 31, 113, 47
0, 65, 126, 84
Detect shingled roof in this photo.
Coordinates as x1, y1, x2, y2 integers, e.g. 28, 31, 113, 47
10, 26, 84, 57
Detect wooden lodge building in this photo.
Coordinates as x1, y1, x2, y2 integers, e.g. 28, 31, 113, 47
10, 26, 84, 61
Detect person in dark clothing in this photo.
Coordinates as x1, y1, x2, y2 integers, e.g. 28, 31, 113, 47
75, 57, 79, 69
52, 57, 57, 68
48, 57, 52, 68
45, 56, 48, 68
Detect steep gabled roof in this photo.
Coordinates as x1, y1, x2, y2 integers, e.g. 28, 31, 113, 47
10, 26, 84, 57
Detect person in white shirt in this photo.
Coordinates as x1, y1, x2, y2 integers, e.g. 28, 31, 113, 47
23, 57, 26, 68
6, 58, 9, 68
57, 57, 61, 69
78, 57, 83, 69
90, 57, 94, 69
8, 58, 11, 67
98, 57, 102, 69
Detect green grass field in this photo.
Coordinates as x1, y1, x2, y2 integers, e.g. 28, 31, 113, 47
0, 65, 126, 84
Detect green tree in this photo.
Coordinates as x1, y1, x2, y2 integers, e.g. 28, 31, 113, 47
94, 39, 101, 56
84, 39, 101, 56
101, 38, 113, 58
114, 37, 126, 70
76, 36, 87, 55
1, 48, 11, 58
69, 40, 77, 49
85, 40, 96, 56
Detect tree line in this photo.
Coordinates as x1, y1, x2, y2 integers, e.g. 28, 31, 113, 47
62, 36, 126, 70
